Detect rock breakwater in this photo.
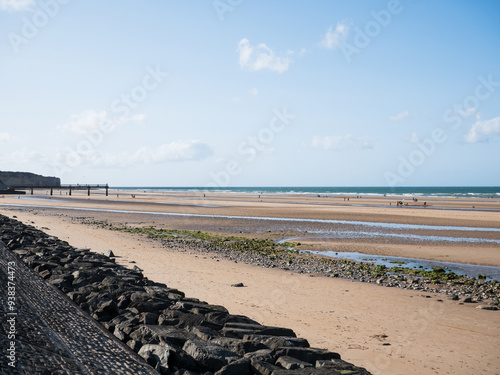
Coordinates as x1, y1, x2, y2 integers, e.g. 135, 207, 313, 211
0, 214, 371, 375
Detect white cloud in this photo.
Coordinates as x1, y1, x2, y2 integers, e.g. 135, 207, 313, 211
458, 107, 476, 118
230, 97, 241, 103
80, 140, 214, 168
310, 134, 373, 151
298, 48, 308, 57
409, 132, 419, 143
130, 140, 213, 163
60, 110, 145, 135
311, 135, 349, 150
249, 88, 258, 95
0, 0, 34, 12
238, 38, 291, 73
321, 21, 349, 49
0, 132, 14, 142
361, 141, 373, 150
0, 148, 43, 164
464, 116, 500, 143
390, 110, 409, 122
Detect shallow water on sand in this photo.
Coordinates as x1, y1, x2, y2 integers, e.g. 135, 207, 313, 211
3, 202, 499, 279
2, 203, 499, 232
2, 203, 500, 246
302, 250, 500, 281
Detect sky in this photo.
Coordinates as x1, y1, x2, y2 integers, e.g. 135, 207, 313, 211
1, 0, 499, 187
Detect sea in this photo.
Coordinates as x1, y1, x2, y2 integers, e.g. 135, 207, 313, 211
114, 186, 500, 199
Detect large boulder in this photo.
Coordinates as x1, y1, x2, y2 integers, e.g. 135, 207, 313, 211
182, 339, 241, 372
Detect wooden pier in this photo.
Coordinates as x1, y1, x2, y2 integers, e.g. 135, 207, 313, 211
9, 184, 109, 196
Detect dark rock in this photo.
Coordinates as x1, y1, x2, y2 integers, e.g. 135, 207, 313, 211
315, 359, 355, 370
175, 312, 208, 330
158, 313, 180, 326
276, 356, 313, 370
98, 299, 119, 316
39, 269, 52, 279
191, 326, 220, 341
272, 368, 342, 375
173, 301, 228, 315
476, 305, 499, 310
172, 370, 201, 375
214, 357, 251, 375
210, 337, 268, 356
114, 327, 127, 341
130, 299, 173, 313
130, 291, 153, 302
138, 344, 171, 372
243, 335, 309, 350
145, 285, 183, 300
274, 348, 340, 365
221, 324, 296, 339
139, 312, 159, 325
224, 322, 264, 330
130, 325, 196, 347
243, 349, 274, 363
259, 326, 296, 338
165, 343, 199, 372
66, 291, 86, 305
221, 327, 261, 339
117, 294, 131, 309
204, 311, 228, 328
250, 360, 282, 375
127, 339, 142, 351
225, 315, 261, 325
183, 339, 241, 372
13, 249, 31, 256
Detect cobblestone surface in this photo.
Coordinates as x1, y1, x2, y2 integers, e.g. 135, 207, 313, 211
0, 242, 158, 375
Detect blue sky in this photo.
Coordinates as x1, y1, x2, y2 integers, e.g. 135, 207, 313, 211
1, 0, 499, 187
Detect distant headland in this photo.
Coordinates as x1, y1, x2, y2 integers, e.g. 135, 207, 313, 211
0, 171, 60, 191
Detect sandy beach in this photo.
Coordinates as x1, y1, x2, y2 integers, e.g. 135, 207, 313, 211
1, 189, 499, 374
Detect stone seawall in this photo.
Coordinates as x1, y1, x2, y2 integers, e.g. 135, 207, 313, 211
0, 214, 371, 375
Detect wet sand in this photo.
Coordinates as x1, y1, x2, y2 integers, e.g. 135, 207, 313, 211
2, 190, 500, 266
1, 190, 499, 374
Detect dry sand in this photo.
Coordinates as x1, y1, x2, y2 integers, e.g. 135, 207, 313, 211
1, 190, 499, 374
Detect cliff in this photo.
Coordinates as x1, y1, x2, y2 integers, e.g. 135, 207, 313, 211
0, 171, 61, 189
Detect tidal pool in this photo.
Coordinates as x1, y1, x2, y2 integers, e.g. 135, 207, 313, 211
303, 250, 500, 281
